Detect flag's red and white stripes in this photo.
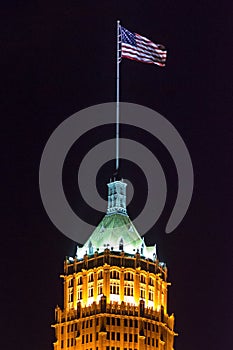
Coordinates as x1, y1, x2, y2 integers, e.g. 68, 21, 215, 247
121, 27, 167, 67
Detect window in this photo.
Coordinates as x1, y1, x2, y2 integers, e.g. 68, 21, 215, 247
129, 334, 132, 342
88, 285, 94, 297
77, 286, 82, 300
140, 286, 146, 299
97, 281, 103, 295
140, 275, 146, 283
110, 281, 120, 294
110, 270, 119, 279
124, 272, 134, 281
124, 319, 128, 327
88, 273, 94, 282
149, 289, 154, 301
68, 290, 73, 303
117, 332, 120, 340
111, 332, 115, 340
124, 333, 127, 341
77, 276, 82, 285
124, 283, 134, 296
149, 277, 155, 286
117, 318, 120, 326
98, 271, 103, 279
134, 334, 138, 342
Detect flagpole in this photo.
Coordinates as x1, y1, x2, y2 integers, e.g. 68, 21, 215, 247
116, 20, 120, 171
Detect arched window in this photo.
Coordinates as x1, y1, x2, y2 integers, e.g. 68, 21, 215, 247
119, 238, 124, 251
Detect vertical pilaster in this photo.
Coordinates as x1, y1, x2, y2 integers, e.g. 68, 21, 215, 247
82, 271, 87, 305
73, 275, 77, 308
120, 268, 124, 302
134, 269, 140, 304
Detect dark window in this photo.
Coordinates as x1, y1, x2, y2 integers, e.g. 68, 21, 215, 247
129, 334, 132, 342
117, 318, 120, 326
119, 238, 124, 250
156, 339, 159, 347
96, 318, 99, 326
90, 319, 92, 327
86, 334, 88, 343
107, 317, 110, 325
135, 320, 138, 327
61, 340, 64, 348
111, 332, 115, 340
134, 334, 138, 342
117, 332, 120, 340
82, 335, 84, 344
124, 319, 128, 327
112, 318, 115, 325
124, 333, 127, 341
90, 334, 92, 342
107, 332, 110, 340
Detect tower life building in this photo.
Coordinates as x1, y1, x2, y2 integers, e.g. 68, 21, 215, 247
52, 178, 176, 350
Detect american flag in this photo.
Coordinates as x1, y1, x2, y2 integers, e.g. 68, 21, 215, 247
120, 26, 167, 67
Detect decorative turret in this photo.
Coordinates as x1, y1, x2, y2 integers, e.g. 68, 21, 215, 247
107, 179, 127, 215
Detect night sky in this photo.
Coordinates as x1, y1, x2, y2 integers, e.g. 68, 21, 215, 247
1, 1, 232, 350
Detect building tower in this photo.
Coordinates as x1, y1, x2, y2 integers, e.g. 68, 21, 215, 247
52, 177, 176, 350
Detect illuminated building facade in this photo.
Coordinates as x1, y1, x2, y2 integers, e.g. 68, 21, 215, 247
52, 178, 176, 349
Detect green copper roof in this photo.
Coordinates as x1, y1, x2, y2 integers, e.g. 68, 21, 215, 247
76, 180, 157, 261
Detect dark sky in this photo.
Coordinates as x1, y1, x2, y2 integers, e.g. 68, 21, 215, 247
1, 1, 232, 350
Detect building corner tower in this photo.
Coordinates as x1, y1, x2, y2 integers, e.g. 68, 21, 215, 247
52, 177, 177, 349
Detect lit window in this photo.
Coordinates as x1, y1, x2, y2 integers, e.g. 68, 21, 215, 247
124, 272, 134, 281
110, 281, 120, 294
110, 270, 119, 279
77, 287, 82, 300
88, 286, 94, 297
98, 271, 103, 279
140, 287, 146, 299
98, 281, 103, 295
124, 283, 134, 296
140, 275, 146, 283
